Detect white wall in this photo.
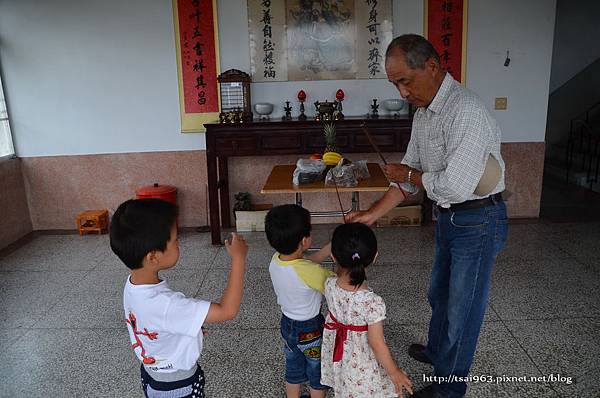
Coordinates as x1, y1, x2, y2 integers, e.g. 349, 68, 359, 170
549, 0, 600, 93
0, 0, 555, 157
0, 0, 197, 156
466, 0, 556, 142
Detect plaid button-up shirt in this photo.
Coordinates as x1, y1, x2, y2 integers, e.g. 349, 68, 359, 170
401, 73, 505, 208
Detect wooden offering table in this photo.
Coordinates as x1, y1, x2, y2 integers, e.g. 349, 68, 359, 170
261, 163, 390, 219
204, 116, 413, 245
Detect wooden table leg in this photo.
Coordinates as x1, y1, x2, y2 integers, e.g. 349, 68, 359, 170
207, 149, 222, 245
218, 156, 231, 228
352, 192, 360, 211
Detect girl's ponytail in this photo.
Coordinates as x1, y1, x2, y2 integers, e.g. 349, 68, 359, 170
332, 223, 377, 287
348, 252, 367, 286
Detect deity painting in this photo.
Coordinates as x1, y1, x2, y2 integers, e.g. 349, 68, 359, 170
286, 0, 356, 80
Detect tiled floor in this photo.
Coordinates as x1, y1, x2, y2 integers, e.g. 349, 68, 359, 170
0, 222, 599, 397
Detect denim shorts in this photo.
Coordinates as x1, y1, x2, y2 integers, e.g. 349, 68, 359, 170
280, 313, 328, 390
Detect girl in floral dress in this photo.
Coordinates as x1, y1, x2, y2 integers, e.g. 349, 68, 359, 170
321, 223, 413, 398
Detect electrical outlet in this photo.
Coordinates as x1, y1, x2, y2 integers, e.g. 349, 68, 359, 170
494, 97, 507, 110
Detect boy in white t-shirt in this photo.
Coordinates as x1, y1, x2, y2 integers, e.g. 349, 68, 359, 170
110, 198, 247, 398
265, 204, 335, 398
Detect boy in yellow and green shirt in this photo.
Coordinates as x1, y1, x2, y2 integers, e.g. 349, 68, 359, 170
265, 204, 334, 398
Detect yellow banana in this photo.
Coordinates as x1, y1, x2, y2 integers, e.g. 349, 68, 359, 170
323, 151, 342, 166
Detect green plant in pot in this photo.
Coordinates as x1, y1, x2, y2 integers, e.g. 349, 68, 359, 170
233, 192, 252, 212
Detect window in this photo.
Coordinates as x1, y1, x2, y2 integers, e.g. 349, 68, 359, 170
0, 71, 15, 158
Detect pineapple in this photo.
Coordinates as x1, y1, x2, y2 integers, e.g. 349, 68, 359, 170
324, 122, 338, 153
323, 122, 342, 166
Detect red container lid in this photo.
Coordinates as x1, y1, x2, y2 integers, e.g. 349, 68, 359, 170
136, 183, 177, 196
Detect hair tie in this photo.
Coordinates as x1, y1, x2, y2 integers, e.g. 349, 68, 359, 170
352, 252, 360, 260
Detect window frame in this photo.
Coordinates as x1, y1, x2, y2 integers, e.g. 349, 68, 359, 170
0, 63, 16, 161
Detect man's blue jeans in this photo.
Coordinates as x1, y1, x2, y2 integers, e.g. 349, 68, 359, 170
425, 201, 508, 397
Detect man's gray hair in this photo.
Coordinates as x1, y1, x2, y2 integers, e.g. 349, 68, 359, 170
385, 34, 440, 69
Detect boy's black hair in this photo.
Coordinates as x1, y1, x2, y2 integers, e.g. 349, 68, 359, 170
109, 198, 179, 269
265, 204, 311, 255
331, 223, 377, 286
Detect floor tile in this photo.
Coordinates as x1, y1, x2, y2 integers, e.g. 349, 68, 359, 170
504, 318, 600, 397
197, 267, 281, 329
0, 222, 597, 397
0, 235, 106, 271
0, 327, 29, 349
496, 224, 572, 262
0, 328, 141, 397
385, 322, 560, 397
366, 264, 433, 325
176, 231, 222, 269
203, 356, 284, 397
201, 328, 285, 397
490, 258, 600, 320
548, 231, 600, 260
466, 322, 560, 397
375, 226, 436, 265
0, 271, 86, 328
572, 255, 600, 276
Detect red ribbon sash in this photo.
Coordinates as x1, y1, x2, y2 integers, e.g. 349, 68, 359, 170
324, 311, 369, 362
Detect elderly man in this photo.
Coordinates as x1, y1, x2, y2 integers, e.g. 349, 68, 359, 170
348, 34, 508, 398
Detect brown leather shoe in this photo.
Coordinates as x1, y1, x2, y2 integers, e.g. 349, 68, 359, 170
408, 343, 433, 365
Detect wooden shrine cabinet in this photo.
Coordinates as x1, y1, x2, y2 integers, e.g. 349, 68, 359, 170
204, 116, 413, 245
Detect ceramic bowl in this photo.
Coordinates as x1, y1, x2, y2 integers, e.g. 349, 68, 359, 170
382, 99, 405, 112
254, 102, 274, 116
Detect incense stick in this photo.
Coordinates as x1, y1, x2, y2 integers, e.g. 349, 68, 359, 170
361, 122, 409, 200
331, 172, 347, 223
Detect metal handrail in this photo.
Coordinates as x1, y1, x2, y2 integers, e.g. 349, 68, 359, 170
566, 118, 599, 189
573, 100, 600, 126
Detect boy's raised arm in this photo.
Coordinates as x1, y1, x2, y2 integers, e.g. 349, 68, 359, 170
204, 233, 248, 324
306, 242, 331, 264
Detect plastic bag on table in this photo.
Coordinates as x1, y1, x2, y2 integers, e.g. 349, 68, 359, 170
351, 160, 370, 180
292, 159, 327, 185
325, 162, 358, 187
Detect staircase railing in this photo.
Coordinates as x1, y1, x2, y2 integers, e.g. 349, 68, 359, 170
566, 101, 600, 189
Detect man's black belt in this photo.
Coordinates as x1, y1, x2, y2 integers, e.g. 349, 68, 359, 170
437, 192, 503, 213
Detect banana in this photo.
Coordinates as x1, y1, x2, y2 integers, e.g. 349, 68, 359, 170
323, 151, 341, 160
323, 151, 342, 165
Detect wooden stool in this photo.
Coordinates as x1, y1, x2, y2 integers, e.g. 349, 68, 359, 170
77, 210, 109, 235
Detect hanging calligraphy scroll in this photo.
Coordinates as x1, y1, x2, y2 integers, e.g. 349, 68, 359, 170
173, 0, 220, 132
248, 0, 287, 82
356, 0, 393, 79
248, 0, 392, 82
425, 0, 467, 83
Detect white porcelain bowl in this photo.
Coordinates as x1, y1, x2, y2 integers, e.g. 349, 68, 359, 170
382, 99, 405, 112
254, 102, 274, 116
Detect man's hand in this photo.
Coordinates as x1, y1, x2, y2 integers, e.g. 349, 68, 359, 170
383, 164, 423, 188
346, 210, 376, 226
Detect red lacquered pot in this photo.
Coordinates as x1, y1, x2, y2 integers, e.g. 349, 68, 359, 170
136, 183, 177, 205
